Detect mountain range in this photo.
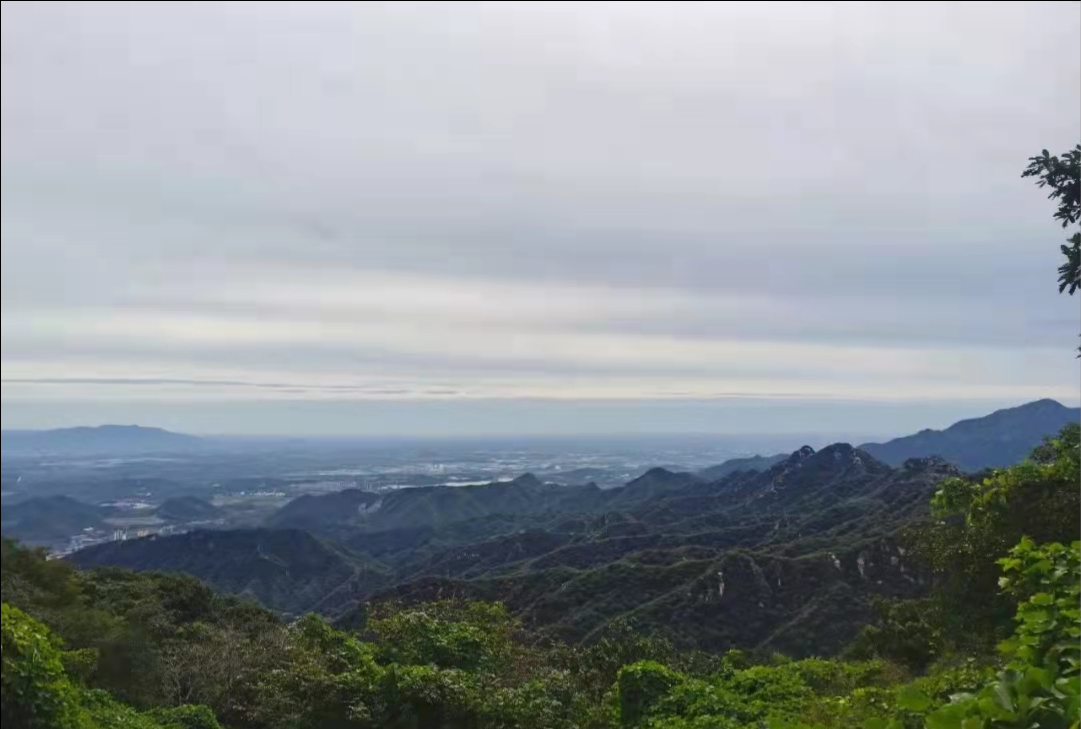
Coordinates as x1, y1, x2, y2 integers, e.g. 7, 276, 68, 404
690, 398, 1079, 478
68, 443, 958, 654
4, 399, 1075, 465
18, 398, 1081, 655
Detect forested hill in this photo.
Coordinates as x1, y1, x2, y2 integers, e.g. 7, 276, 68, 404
859, 398, 1080, 470
1, 495, 107, 544
343, 444, 958, 653
69, 528, 390, 616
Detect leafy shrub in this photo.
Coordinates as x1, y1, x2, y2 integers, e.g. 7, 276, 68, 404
617, 661, 684, 726
894, 539, 1080, 729
1, 602, 81, 729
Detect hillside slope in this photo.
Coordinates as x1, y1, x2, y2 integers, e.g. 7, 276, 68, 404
860, 398, 1079, 470
342, 444, 957, 654
154, 496, 220, 522
68, 528, 388, 616
61, 441, 968, 654
1, 495, 106, 546
270, 473, 607, 534
696, 453, 787, 481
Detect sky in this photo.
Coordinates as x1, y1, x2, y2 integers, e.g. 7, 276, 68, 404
2, 1, 1080, 437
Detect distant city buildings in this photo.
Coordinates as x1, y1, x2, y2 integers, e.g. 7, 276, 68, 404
51, 523, 188, 559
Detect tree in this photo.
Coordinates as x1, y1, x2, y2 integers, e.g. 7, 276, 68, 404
1023, 144, 1081, 355
1, 602, 221, 729
1, 603, 81, 729
903, 539, 1081, 729
913, 423, 1081, 650
616, 661, 683, 727
367, 600, 519, 672
1022, 144, 1080, 295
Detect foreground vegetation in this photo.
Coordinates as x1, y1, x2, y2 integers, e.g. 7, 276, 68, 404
3, 423, 1077, 729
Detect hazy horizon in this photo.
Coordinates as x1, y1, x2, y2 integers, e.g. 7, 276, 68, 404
3, 2, 1080, 436
3, 396, 1078, 441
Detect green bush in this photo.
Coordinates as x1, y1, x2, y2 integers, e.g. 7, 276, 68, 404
1, 602, 81, 729
617, 661, 685, 726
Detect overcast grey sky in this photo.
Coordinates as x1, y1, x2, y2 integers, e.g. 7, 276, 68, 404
2, 1, 1079, 437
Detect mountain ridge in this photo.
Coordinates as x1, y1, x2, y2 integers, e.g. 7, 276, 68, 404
63, 440, 955, 654
859, 398, 1079, 470
67, 527, 389, 616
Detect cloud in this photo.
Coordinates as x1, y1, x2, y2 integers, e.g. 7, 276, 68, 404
2, 1, 1079, 433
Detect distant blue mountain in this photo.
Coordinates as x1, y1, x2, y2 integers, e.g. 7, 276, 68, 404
1, 424, 203, 455
859, 399, 1080, 471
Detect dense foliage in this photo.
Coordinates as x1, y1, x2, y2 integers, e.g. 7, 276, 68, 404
1, 602, 221, 729
3, 423, 1077, 729
1022, 144, 1080, 295
1023, 141, 1080, 356
879, 422, 1079, 658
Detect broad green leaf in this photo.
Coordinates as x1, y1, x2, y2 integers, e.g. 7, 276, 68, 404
925, 703, 968, 729
992, 682, 1015, 713
898, 684, 932, 712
